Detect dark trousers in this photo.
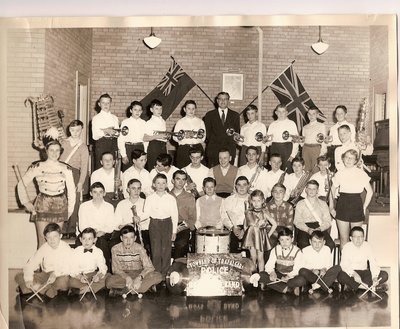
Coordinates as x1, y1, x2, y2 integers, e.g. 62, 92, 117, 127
337, 269, 388, 291
62, 167, 80, 234
176, 144, 203, 168
229, 225, 244, 254
146, 140, 167, 171
259, 271, 306, 293
269, 142, 294, 173
69, 271, 108, 294
94, 137, 118, 170
296, 226, 335, 251
122, 143, 144, 172
173, 228, 192, 259
327, 145, 339, 171
299, 265, 341, 291
149, 218, 172, 278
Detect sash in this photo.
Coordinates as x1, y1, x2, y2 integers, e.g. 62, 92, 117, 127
304, 198, 321, 225
64, 140, 83, 164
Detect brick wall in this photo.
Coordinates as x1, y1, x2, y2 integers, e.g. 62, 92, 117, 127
91, 26, 370, 135
7, 28, 92, 209
7, 29, 46, 209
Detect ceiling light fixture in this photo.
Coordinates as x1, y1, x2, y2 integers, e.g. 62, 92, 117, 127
143, 27, 162, 49
311, 26, 329, 55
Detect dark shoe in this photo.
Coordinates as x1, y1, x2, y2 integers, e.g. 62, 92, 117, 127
150, 285, 157, 293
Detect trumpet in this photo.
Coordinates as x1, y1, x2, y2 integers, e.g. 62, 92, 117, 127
101, 127, 127, 138
316, 133, 332, 144
282, 131, 305, 143
153, 130, 185, 140
181, 128, 205, 139
255, 132, 273, 143
226, 128, 244, 143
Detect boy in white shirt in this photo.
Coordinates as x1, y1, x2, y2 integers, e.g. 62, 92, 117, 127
264, 153, 286, 200
15, 223, 72, 299
149, 153, 179, 191
77, 182, 116, 271
184, 148, 209, 197
122, 149, 152, 198
69, 227, 108, 295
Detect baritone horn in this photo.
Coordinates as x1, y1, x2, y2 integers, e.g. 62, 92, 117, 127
282, 131, 305, 143
255, 132, 273, 143
226, 128, 244, 143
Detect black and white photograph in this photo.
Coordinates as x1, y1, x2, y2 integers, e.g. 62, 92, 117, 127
0, 3, 398, 329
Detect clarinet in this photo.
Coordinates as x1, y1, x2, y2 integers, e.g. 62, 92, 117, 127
131, 205, 144, 247
112, 150, 122, 200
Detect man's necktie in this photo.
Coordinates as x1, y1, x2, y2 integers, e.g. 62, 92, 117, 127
84, 248, 93, 253
221, 110, 226, 125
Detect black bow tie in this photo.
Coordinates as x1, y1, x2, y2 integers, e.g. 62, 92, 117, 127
84, 249, 93, 253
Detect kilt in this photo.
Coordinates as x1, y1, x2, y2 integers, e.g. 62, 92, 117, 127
32, 192, 68, 223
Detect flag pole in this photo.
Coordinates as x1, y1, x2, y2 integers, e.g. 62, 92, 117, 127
170, 56, 214, 105
240, 59, 296, 114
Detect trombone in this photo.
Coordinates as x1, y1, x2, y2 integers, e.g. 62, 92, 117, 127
226, 128, 244, 143
255, 132, 273, 143
282, 130, 305, 143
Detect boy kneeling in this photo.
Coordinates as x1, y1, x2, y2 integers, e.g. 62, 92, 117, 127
15, 223, 72, 299
299, 231, 341, 293
258, 228, 305, 295
69, 227, 108, 296
106, 225, 162, 296
337, 226, 388, 292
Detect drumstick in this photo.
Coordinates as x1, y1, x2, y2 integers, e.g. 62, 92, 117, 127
266, 278, 286, 285
122, 287, 143, 299
13, 164, 36, 215
26, 282, 50, 302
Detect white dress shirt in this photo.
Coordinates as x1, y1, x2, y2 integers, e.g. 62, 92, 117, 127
328, 120, 356, 146
149, 166, 179, 191
301, 245, 332, 270
122, 167, 152, 198
173, 116, 206, 145
90, 168, 115, 193
91, 110, 119, 141
220, 193, 249, 229
114, 197, 149, 230
236, 164, 269, 195
78, 200, 115, 234
145, 116, 167, 142
70, 245, 108, 276
240, 120, 267, 151
184, 164, 210, 194
118, 116, 148, 156
266, 118, 299, 158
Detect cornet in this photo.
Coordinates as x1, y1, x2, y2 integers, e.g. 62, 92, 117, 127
180, 129, 205, 140
255, 132, 273, 143
101, 127, 128, 138
153, 130, 185, 140
316, 133, 324, 143
282, 131, 305, 143
226, 128, 244, 143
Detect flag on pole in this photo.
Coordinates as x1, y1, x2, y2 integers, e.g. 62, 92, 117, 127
270, 64, 326, 133
140, 58, 196, 120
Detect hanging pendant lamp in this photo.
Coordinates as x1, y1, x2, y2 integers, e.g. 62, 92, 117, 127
311, 26, 329, 55
143, 27, 162, 49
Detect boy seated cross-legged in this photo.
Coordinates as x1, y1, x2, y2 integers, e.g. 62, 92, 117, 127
69, 227, 108, 296
106, 225, 163, 296
15, 223, 72, 299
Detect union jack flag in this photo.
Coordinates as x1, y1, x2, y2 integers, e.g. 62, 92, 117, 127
141, 58, 196, 120
270, 65, 326, 133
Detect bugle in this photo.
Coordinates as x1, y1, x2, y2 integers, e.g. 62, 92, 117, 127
153, 130, 185, 140
282, 131, 305, 143
180, 129, 205, 140
226, 128, 244, 143
255, 132, 273, 143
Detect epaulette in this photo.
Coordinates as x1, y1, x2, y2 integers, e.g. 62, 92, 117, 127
59, 161, 73, 170
28, 161, 41, 170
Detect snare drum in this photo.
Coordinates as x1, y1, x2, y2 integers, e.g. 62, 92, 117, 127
196, 227, 230, 253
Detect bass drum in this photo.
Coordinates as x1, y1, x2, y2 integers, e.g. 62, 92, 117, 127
166, 258, 189, 295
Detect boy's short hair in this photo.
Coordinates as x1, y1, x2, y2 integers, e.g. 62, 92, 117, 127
292, 156, 305, 166
272, 183, 287, 193
127, 178, 141, 188
278, 227, 293, 238
128, 100, 143, 110
173, 170, 187, 180
308, 107, 319, 113
99, 93, 112, 102
350, 226, 364, 237
306, 179, 319, 188
203, 177, 216, 187
246, 146, 260, 155
150, 99, 162, 108
43, 223, 61, 236
317, 155, 331, 164
90, 181, 105, 192
80, 227, 97, 238
120, 224, 137, 236
218, 148, 230, 155
245, 104, 258, 114
274, 104, 287, 112
310, 230, 325, 240
341, 149, 359, 162
337, 124, 351, 132
334, 105, 347, 114
235, 175, 249, 185
101, 151, 114, 160
156, 153, 172, 167
189, 147, 204, 157
69, 119, 84, 128
269, 153, 282, 161
153, 173, 168, 184
132, 149, 147, 160
250, 189, 265, 200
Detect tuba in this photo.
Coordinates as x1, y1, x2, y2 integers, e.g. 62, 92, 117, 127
255, 132, 273, 143
282, 131, 305, 143
226, 128, 244, 143
25, 95, 66, 149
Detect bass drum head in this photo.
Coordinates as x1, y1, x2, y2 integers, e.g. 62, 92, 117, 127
166, 258, 189, 295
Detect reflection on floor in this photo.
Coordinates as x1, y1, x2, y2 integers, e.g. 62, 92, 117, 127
9, 269, 390, 329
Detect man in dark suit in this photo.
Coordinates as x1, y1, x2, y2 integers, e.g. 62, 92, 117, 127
203, 92, 240, 167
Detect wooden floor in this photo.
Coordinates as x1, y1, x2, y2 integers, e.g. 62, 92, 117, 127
8, 269, 391, 329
